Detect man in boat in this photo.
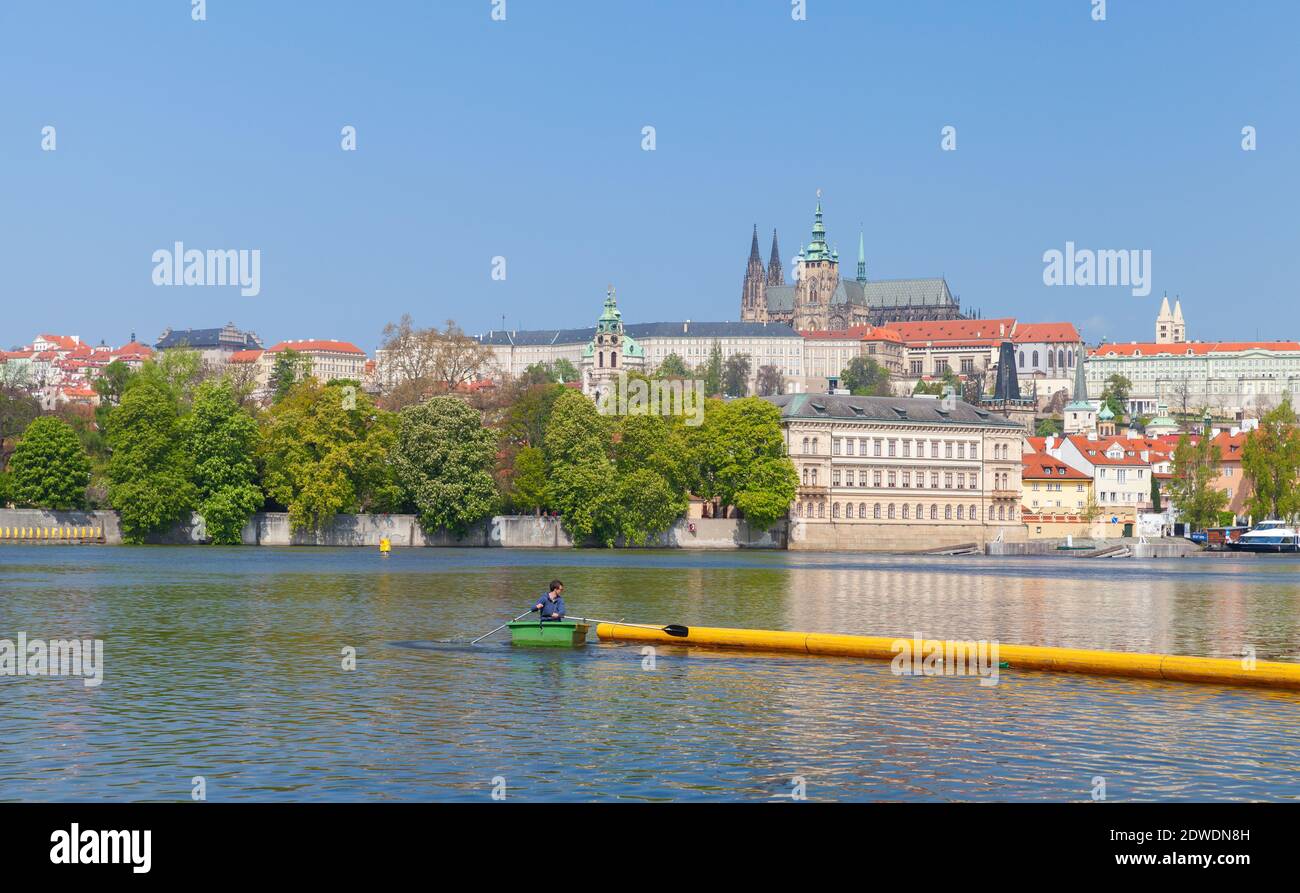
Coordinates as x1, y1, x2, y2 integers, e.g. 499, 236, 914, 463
532, 580, 566, 622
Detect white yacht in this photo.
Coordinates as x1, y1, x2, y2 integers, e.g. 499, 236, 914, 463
1228, 520, 1300, 553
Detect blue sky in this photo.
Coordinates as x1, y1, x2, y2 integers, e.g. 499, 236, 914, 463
1, 0, 1296, 352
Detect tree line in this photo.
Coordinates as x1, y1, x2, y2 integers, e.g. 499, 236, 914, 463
0, 341, 797, 546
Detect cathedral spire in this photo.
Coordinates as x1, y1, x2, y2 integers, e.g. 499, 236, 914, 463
805, 192, 832, 261
856, 227, 867, 283
767, 229, 784, 286
748, 224, 761, 262
741, 224, 767, 320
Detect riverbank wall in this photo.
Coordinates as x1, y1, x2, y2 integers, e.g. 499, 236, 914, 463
0, 509, 785, 549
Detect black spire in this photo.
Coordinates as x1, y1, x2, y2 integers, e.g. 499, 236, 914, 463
749, 224, 761, 262
766, 229, 784, 286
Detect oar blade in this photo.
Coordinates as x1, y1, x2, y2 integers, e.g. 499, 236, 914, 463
663, 625, 690, 638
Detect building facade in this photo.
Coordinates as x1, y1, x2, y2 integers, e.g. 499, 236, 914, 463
768, 393, 1027, 550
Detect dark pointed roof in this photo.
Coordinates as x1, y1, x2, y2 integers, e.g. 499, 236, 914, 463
767, 230, 784, 286
748, 225, 761, 262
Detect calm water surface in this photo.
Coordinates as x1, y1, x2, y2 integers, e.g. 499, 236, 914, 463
1, 546, 1298, 802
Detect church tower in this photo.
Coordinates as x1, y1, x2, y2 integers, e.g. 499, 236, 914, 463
856, 228, 867, 283
767, 229, 784, 286
1155, 293, 1174, 343
1171, 298, 1186, 343
740, 225, 767, 322
793, 195, 841, 331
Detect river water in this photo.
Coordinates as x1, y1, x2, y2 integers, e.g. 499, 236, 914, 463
2, 546, 1298, 802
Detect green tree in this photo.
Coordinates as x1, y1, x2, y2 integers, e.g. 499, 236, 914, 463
393, 396, 499, 536
612, 467, 684, 546
840, 356, 891, 396
93, 360, 134, 407
1100, 374, 1132, 422
185, 381, 263, 544
133, 348, 208, 407
722, 353, 752, 397
1242, 398, 1300, 523
509, 446, 549, 514
1166, 430, 1228, 531
756, 364, 784, 397
552, 358, 580, 383
8, 417, 91, 509
698, 341, 723, 397
543, 390, 616, 544
1035, 417, 1064, 437
259, 380, 401, 531
1150, 470, 1162, 513
610, 413, 688, 543
655, 353, 690, 379
687, 397, 797, 531
106, 380, 199, 542
502, 382, 567, 449
0, 385, 42, 452
270, 349, 314, 403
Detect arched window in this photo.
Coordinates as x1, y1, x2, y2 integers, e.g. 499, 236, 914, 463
802, 468, 808, 485
858, 502, 866, 518
888, 504, 896, 519
1018, 351, 1025, 368
988, 505, 996, 520
598, 352, 604, 368
845, 503, 853, 519
916, 503, 924, 519
611, 352, 618, 368
902, 504, 910, 519
1057, 350, 1065, 368
873, 503, 882, 519
832, 502, 840, 519
945, 505, 953, 520
1047, 351, 1054, 369
997, 505, 1005, 521
930, 504, 938, 520
802, 437, 809, 453
818, 502, 825, 518
956, 504, 964, 520
1008, 506, 1015, 521
970, 504, 977, 520
1032, 350, 1039, 367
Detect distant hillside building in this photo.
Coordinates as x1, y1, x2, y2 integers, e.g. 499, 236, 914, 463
740, 197, 965, 331
155, 322, 263, 364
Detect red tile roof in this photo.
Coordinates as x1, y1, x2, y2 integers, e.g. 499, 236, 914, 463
888, 318, 1018, 345
1011, 323, 1081, 344
1091, 341, 1300, 357
1022, 451, 1091, 480
1062, 435, 1153, 466
799, 325, 903, 343
266, 340, 365, 355
227, 349, 264, 364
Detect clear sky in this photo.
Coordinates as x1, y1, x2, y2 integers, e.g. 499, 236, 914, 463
2, 0, 1296, 352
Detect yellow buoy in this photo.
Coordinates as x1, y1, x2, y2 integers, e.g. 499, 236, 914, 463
379, 536, 391, 554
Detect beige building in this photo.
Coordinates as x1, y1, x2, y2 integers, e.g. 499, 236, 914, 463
799, 325, 904, 390
232, 340, 368, 395
768, 393, 1027, 550
1020, 450, 1100, 539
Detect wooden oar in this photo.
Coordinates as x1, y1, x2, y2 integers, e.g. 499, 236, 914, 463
471, 610, 533, 645
565, 616, 690, 638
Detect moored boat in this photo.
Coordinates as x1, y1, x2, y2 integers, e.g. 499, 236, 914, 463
1226, 520, 1300, 553
507, 620, 589, 647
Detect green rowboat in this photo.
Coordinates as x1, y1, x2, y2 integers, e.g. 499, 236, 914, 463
507, 620, 589, 647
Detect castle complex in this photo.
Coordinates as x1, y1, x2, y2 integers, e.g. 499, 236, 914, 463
740, 197, 966, 332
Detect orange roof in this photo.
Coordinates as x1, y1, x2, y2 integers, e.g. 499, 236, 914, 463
1162, 431, 1248, 463
113, 341, 153, 358
37, 334, 81, 350
1011, 322, 1081, 344
1062, 435, 1153, 466
266, 340, 365, 355
227, 349, 264, 364
1022, 451, 1091, 480
1091, 341, 1300, 358
888, 318, 1017, 345
799, 325, 903, 343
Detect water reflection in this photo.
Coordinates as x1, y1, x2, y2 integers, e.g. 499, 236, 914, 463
1, 546, 1298, 801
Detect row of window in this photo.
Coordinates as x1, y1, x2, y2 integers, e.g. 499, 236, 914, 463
807, 467, 984, 490
807, 437, 986, 460
1018, 349, 1075, 369
795, 502, 1018, 522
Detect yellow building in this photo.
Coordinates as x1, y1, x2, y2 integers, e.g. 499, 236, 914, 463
1020, 450, 1101, 539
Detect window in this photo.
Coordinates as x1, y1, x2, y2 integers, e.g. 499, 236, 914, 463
931, 442, 939, 458
970, 473, 978, 489
818, 503, 825, 518
858, 502, 866, 518
858, 439, 867, 456
1018, 351, 1025, 368
888, 440, 896, 457
874, 440, 882, 457
945, 505, 953, 520
917, 503, 924, 519
845, 503, 853, 519
902, 504, 910, 519
944, 473, 953, 489
930, 472, 939, 488
873, 470, 882, 487
961, 357, 974, 374
910, 360, 923, 375
958, 443, 965, 459
956, 504, 964, 520
930, 504, 938, 520
832, 439, 841, 456
902, 471, 911, 487
945, 442, 953, 459
970, 442, 978, 460
873, 503, 881, 519
832, 470, 841, 486
969, 504, 977, 519
833, 503, 840, 518
902, 441, 911, 457
888, 471, 897, 487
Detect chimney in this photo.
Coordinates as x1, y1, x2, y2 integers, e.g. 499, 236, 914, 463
1044, 434, 1055, 452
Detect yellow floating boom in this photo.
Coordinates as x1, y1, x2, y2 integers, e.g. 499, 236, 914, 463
594, 623, 1300, 691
